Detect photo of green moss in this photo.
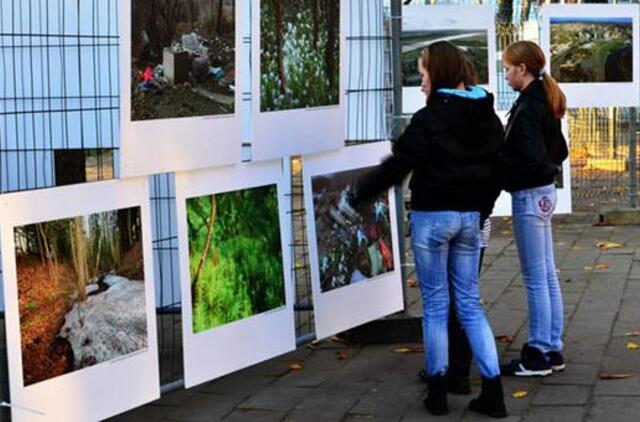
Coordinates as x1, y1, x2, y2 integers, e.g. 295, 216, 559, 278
260, 0, 340, 112
187, 185, 285, 333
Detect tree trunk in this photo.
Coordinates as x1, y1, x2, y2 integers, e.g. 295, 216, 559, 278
193, 196, 217, 286
312, 0, 319, 50
497, 0, 514, 25
216, 0, 225, 35
37, 223, 57, 286
323, 0, 337, 93
275, 0, 287, 94
72, 218, 88, 301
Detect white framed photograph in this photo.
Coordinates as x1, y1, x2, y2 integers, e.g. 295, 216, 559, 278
401, 5, 498, 114
119, 0, 243, 177
174, 160, 295, 388
250, 0, 349, 161
0, 179, 159, 421
541, 4, 640, 108
303, 142, 403, 340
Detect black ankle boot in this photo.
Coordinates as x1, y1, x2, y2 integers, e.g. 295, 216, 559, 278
468, 376, 507, 418
423, 374, 448, 416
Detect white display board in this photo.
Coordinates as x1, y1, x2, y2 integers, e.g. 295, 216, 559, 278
492, 111, 572, 217
401, 5, 498, 114
119, 0, 243, 177
303, 142, 403, 340
250, 0, 348, 161
541, 4, 640, 108
0, 179, 159, 421
175, 160, 295, 388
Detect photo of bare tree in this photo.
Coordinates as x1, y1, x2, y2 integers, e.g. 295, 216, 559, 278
131, 0, 235, 120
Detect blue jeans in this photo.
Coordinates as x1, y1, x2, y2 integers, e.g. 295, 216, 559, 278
411, 211, 500, 378
512, 184, 564, 353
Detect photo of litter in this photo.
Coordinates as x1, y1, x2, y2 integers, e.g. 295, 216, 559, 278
402, 29, 489, 87
131, 0, 235, 120
551, 17, 633, 83
312, 167, 394, 293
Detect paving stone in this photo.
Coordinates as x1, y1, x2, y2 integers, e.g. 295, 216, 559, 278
164, 393, 238, 422
587, 396, 640, 422
541, 363, 599, 386
223, 409, 287, 422
286, 381, 369, 421
531, 385, 590, 406
108, 404, 170, 422
237, 387, 311, 412
523, 406, 584, 422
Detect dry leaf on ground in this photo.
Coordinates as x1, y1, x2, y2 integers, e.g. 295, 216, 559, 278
624, 331, 640, 337
584, 266, 593, 272
495, 335, 513, 344
596, 241, 624, 251
626, 341, 640, 350
511, 390, 529, 399
393, 345, 424, 354
598, 373, 635, 380
407, 278, 418, 288
336, 351, 349, 360
594, 263, 610, 271
289, 363, 304, 371
330, 335, 345, 343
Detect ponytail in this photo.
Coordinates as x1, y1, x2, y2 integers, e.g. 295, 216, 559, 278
503, 41, 567, 118
541, 73, 567, 119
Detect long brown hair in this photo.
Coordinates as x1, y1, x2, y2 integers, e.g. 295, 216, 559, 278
421, 41, 476, 95
502, 40, 566, 118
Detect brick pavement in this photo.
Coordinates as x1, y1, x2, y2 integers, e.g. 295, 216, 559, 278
112, 214, 640, 422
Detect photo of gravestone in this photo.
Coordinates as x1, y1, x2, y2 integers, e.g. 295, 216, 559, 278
131, 0, 236, 120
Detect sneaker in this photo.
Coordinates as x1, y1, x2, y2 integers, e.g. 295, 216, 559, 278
500, 344, 552, 377
546, 351, 565, 372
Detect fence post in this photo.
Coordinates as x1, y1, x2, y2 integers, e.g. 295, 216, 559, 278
390, 0, 409, 309
629, 108, 638, 208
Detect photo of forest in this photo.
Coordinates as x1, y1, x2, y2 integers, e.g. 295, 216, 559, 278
312, 167, 395, 293
260, 0, 340, 112
402, 30, 489, 87
187, 185, 285, 333
551, 17, 633, 83
131, 0, 235, 120
14, 207, 147, 387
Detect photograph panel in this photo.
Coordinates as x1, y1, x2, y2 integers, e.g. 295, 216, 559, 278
550, 17, 632, 83
131, 0, 236, 120
14, 207, 147, 387
260, 0, 340, 112
187, 184, 285, 333
402, 30, 489, 87
312, 167, 394, 293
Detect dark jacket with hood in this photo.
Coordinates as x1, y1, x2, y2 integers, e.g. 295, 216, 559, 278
354, 87, 504, 218
500, 79, 568, 192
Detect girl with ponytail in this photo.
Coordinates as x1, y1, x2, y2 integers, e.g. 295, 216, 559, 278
500, 41, 569, 377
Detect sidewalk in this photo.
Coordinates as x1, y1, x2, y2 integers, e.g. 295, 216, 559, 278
112, 214, 640, 421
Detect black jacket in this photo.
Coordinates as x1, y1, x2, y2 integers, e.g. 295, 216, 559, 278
354, 90, 504, 218
500, 79, 568, 192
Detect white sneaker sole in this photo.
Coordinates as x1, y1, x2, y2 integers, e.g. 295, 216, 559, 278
514, 363, 552, 377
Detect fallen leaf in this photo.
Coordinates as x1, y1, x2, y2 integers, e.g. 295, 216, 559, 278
598, 373, 635, 380
480, 298, 488, 306
564, 278, 572, 283
330, 336, 345, 343
407, 278, 418, 288
495, 335, 513, 344
289, 363, 304, 371
624, 331, 640, 337
501, 230, 511, 235
626, 341, 640, 350
392, 345, 424, 354
594, 263, 610, 271
584, 266, 593, 272
511, 390, 529, 399
596, 241, 624, 251
571, 246, 583, 251
336, 351, 349, 360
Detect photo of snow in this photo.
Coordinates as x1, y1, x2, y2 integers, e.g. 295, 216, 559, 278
14, 207, 147, 387
312, 167, 394, 293
131, 0, 235, 120
551, 17, 633, 83
402, 30, 489, 87
260, 0, 340, 112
